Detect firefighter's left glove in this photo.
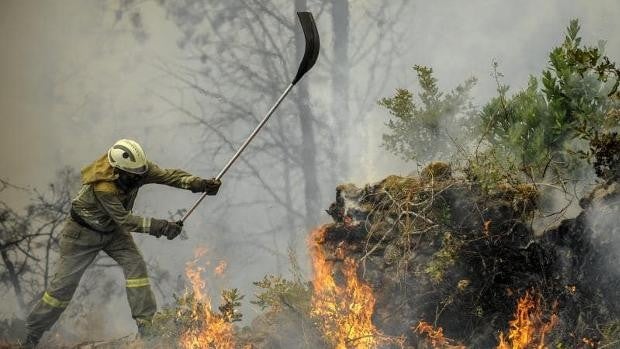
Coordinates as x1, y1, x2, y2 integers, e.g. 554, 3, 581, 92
150, 218, 183, 240
190, 177, 221, 195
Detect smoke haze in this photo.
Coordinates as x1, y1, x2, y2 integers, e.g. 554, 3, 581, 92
1, 0, 619, 342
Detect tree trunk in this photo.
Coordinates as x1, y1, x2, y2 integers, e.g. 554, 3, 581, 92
1, 249, 26, 314
295, 0, 320, 228
331, 0, 350, 179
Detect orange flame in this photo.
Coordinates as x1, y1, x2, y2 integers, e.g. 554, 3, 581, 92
214, 260, 227, 277
309, 225, 379, 349
180, 247, 235, 349
414, 321, 466, 349
497, 290, 558, 349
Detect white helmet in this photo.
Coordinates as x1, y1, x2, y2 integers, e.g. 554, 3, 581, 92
107, 139, 148, 174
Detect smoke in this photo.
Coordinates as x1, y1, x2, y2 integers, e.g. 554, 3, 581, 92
584, 183, 620, 274
1, 0, 620, 344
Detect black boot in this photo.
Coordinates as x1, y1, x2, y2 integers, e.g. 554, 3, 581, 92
136, 319, 154, 339
17, 336, 38, 349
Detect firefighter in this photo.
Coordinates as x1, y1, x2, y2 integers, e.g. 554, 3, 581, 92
23, 139, 221, 347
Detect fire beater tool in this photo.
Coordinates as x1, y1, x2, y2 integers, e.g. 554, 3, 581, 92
180, 11, 320, 223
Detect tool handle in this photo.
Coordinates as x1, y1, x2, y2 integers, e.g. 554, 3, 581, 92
180, 84, 294, 223
180, 12, 320, 224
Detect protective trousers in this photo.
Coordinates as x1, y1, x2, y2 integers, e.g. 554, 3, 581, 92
25, 219, 157, 343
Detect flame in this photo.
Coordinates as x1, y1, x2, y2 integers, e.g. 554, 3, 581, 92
309, 225, 379, 349
497, 290, 558, 349
414, 321, 466, 349
582, 337, 597, 348
180, 247, 235, 349
483, 220, 492, 237
214, 260, 227, 277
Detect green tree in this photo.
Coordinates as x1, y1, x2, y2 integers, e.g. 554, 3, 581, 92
381, 20, 619, 184
379, 65, 477, 163
480, 19, 619, 181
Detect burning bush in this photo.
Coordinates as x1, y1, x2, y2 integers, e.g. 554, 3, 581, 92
142, 248, 243, 349
310, 162, 620, 348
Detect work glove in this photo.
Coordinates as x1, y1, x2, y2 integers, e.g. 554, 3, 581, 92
189, 177, 221, 195
150, 218, 183, 240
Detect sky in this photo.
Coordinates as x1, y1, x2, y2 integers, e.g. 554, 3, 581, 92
1, 0, 619, 341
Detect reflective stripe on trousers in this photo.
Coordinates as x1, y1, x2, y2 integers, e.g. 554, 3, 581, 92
41, 292, 70, 308
126, 276, 150, 288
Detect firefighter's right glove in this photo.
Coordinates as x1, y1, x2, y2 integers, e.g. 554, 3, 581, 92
189, 178, 221, 195
150, 218, 183, 240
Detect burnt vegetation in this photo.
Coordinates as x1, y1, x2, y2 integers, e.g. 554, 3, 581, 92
317, 162, 619, 348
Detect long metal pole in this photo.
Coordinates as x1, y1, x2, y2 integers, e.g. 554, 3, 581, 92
181, 83, 295, 223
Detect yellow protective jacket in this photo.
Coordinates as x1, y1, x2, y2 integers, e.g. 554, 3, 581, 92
70, 154, 198, 234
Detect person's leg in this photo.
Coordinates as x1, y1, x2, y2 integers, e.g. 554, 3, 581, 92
103, 231, 157, 332
25, 220, 102, 346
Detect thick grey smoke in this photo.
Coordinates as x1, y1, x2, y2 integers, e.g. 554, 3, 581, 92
585, 183, 620, 275
1, 0, 619, 343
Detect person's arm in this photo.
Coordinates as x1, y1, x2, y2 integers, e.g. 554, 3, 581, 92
94, 182, 182, 238
142, 161, 221, 195
93, 182, 152, 233
142, 161, 198, 190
